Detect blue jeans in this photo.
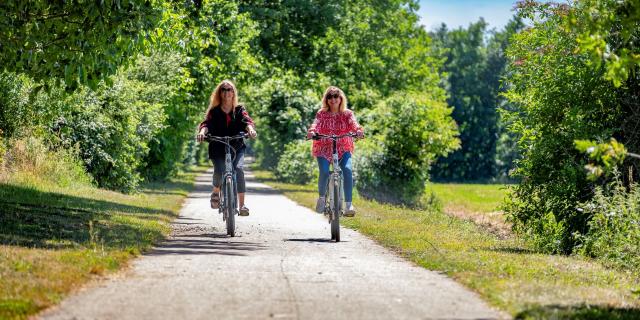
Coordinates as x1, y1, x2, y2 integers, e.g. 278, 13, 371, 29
317, 152, 353, 202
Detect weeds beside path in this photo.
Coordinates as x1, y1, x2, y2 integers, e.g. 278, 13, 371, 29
252, 170, 640, 318
0, 166, 206, 320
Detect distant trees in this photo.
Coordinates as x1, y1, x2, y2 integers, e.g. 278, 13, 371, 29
429, 18, 524, 182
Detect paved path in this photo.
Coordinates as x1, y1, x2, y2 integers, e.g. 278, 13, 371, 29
40, 170, 505, 320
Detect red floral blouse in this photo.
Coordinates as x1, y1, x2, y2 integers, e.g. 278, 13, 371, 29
307, 109, 363, 161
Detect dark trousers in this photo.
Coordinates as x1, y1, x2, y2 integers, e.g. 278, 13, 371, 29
211, 150, 246, 193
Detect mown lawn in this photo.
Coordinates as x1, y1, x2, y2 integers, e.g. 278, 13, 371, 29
427, 183, 509, 213
252, 169, 640, 319
0, 167, 206, 320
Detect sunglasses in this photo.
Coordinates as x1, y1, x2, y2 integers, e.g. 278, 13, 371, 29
221, 87, 233, 93
326, 93, 340, 100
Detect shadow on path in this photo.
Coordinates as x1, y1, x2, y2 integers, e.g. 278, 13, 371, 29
516, 304, 640, 319
148, 233, 267, 256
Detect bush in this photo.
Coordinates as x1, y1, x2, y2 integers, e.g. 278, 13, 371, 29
503, 3, 628, 253
576, 175, 640, 271
245, 72, 323, 169
355, 93, 459, 205
274, 140, 316, 184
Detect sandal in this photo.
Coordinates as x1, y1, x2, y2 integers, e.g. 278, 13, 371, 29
210, 192, 220, 209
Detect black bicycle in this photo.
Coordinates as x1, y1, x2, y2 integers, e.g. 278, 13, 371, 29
203, 133, 248, 237
310, 132, 359, 242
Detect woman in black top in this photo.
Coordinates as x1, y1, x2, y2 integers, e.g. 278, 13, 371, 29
197, 80, 257, 216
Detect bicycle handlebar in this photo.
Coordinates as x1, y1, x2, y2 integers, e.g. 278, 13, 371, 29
309, 132, 359, 140
202, 132, 249, 142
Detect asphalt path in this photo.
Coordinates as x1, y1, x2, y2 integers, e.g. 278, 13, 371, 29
40, 169, 505, 320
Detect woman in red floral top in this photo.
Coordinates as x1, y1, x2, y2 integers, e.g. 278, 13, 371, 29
307, 86, 364, 216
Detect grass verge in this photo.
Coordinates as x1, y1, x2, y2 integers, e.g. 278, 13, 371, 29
0, 166, 206, 320
427, 183, 512, 238
252, 169, 640, 318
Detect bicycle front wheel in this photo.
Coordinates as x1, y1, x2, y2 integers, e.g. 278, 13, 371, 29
224, 176, 235, 237
331, 178, 341, 242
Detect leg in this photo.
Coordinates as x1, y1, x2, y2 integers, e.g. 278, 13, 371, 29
211, 157, 225, 208
317, 157, 330, 197
339, 152, 353, 202
315, 157, 331, 213
234, 151, 250, 216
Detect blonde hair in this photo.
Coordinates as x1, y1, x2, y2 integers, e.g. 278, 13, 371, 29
320, 86, 347, 112
205, 80, 239, 116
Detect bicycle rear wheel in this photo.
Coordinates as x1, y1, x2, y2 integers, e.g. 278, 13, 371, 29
331, 178, 341, 242
224, 176, 235, 237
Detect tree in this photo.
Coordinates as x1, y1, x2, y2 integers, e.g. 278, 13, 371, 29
0, 0, 161, 90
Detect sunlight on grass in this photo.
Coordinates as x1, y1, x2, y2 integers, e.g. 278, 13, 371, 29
427, 183, 510, 213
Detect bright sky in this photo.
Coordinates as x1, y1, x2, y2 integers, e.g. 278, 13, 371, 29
417, 0, 518, 31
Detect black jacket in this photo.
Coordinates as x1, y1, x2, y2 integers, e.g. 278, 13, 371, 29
199, 105, 254, 159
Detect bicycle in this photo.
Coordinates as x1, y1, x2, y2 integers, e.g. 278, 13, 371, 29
310, 132, 360, 242
202, 133, 248, 237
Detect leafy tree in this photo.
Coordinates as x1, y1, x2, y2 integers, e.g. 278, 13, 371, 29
430, 20, 497, 181
503, 1, 634, 253
567, 0, 640, 87
0, 0, 161, 90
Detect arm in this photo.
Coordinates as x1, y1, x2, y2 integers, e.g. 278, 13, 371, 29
239, 106, 257, 138
307, 113, 320, 139
196, 121, 209, 142
348, 111, 364, 138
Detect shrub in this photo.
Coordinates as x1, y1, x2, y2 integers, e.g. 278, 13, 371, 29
576, 175, 640, 271
503, 2, 628, 253
274, 140, 316, 184
355, 93, 459, 205
245, 72, 323, 169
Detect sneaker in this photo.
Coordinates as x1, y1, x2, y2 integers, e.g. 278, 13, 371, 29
315, 197, 325, 213
344, 203, 356, 217
210, 192, 220, 209
239, 206, 250, 216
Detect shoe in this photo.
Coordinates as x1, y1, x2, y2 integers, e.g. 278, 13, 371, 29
315, 197, 325, 213
344, 204, 356, 217
210, 192, 220, 209
239, 206, 250, 216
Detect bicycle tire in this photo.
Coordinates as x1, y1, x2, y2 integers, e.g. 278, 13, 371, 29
225, 176, 235, 237
331, 177, 341, 242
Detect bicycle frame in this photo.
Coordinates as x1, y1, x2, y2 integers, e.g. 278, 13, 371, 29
204, 133, 247, 237
312, 132, 357, 242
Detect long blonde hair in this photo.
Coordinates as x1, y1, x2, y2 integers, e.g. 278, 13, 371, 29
320, 86, 347, 112
205, 80, 239, 117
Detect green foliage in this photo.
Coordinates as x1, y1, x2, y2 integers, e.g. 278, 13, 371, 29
0, 0, 161, 90
576, 176, 640, 271
54, 58, 169, 192
504, 1, 634, 253
575, 138, 627, 181
274, 140, 316, 184
430, 18, 524, 181
246, 73, 321, 169
355, 93, 459, 205
566, 0, 640, 87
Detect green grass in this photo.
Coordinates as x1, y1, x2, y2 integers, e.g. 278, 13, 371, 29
252, 169, 640, 318
0, 166, 206, 320
427, 183, 509, 213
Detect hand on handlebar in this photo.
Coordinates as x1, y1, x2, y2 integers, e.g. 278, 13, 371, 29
196, 128, 208, 143
306, 131, 317, 140
356, 130, 364, 139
